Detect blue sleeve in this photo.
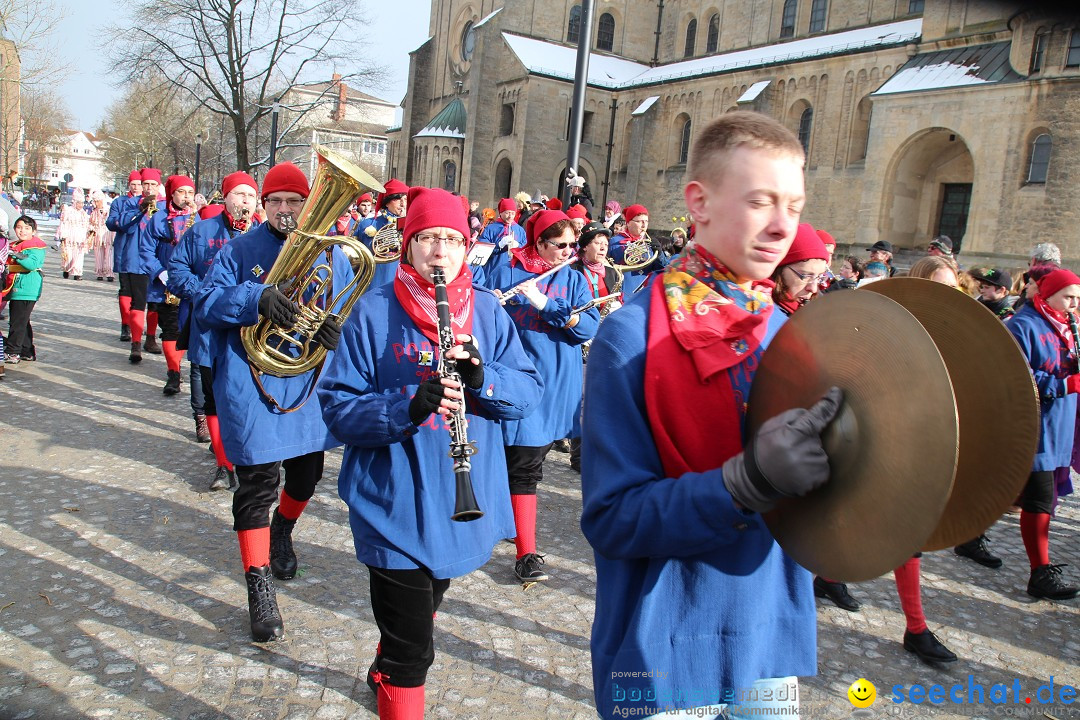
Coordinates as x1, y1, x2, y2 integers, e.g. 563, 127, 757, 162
105, 198, 125, 232
536, 272, 599, 345
117, 198, 144, 231
1010, 316, 1069, 400
478, 223, 501, 245
194, 244, 265, 329
580, 307, 755, 560
468, 308, 544, 419
139, 223, 164, 279
167, 228, 201, 300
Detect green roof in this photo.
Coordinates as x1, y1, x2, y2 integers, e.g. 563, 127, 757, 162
414, 98, 466, 139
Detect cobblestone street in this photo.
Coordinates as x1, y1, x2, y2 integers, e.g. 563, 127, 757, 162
2, 233, 1078, 719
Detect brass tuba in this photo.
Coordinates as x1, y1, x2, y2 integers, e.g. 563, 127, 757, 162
370, 214, 403, 263
612, 232, 658, 272
241, 145, 384, 387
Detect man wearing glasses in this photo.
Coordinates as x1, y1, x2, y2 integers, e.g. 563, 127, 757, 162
195, 162, 352, 643
477, 208, 601, 583
357, 178, 409, 289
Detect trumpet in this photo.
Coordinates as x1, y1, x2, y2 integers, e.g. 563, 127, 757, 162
612, 232, 658, 272
497, 256, 577, 305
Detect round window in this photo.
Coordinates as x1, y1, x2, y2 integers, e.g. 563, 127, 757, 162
461, 21, 476, 62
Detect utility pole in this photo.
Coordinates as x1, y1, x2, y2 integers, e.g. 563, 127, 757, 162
562, 0, 595, 209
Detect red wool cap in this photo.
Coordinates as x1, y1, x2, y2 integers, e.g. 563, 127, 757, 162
525, 209, 571, 247
566, 204, 588, 220
400, 186, 471, 258
377, 178, 410, 211
623, 204, 648, 222
498, 198, 517, 213
261, 162, 310, 200
780, 223, 829, 266
358, 192, 373, 203
165, 175, 195, 198
817, 229, 835, 247
1037, 268, 1080, 300
222, 171, 257, 197
140, 168, 162, 184
128, 170, 143, 182
546, 198, 563, 211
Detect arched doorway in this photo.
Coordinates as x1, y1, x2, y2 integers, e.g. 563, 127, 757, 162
880, 128, 974, 253
494, 158, 513, 202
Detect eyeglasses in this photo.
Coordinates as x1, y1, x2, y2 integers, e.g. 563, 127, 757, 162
785, 266, 827, 285
413, 233, 466, 248
264, 197, 305, 208
544, 240, 575, 250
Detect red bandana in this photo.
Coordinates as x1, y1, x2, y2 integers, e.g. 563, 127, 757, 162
1034, 294, 1075, 354
224, 209, 253, 232
393, 263, 474, 344
510, 244, 551, 273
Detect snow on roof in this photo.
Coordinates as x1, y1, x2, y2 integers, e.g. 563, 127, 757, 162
873, 41, 1022, 96
502, 18, 921, 90
631, 96, 660, 116
738, 80, 771, 103
475, 7, 502, 28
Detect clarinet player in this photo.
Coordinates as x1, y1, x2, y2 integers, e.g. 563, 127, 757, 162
318, 186, 542, 719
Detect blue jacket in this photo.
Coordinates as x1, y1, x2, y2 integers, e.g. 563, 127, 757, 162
1008, 304, 1078, 471
167, 214, 260, 366
144, 206, 194, 303
105, 194, 141, 274
477, 220, 526, 251
318, 284, 544, 578
608, 232, 669, 295
355, 213, 402, 290
580, 292, 814, 720
194, 222, 355, 465
476, 261, 598, 445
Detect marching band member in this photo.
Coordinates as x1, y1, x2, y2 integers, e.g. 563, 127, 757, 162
357, 192, 375, 219
107, 171, 143, 341
477, 209, 600, 583
358, 178, 409, 288
581, 112, 840, 719
608, 203, 666, 295
565, 203, 588, 235
195, 162, 351, 641
145, 175, 196, 395
119, 168, 163, 363
475, 198, 525, 267
318, 186, 542, 720
168, 172, 260, 488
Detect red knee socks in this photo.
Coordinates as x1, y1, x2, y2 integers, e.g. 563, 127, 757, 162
376, 683, 424, 720
277, 490, 309, 521
129, 309, 145, 343
146, 310, 159, 340
119, 295, 132, 326
204, 415, 233, 470
510, 494, 537, 558
1020, 511, 1051, 569
894, 556, 926, 634
162, 340, 184, 372
237, 527, 270, 572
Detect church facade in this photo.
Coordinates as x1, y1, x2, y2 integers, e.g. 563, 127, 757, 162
387, 1, 1080, 257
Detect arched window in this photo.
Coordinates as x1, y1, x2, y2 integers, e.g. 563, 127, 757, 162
849, 96, 872, 164
798, 107, 813, 154
1031, 31, 1048, 74
597, 13, 615, 51
679, 118, 692, 164
781, 0, 797, 38
567, 5, 581, 44
495, 158, 513, 199
500, 104, 515, 136
684, 19, 697, 57
706, 14, 720, 53
1027, 133, 1051, 184
443, 161, 457, 192
809, 0, 827, 33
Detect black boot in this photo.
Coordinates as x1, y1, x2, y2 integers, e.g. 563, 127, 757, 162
120, 324, 131, 342
269, 509, 298, 580
209, 466, 230, 491
903, 629, 958, 664
954, 535, 1002, 569
244, 565, 284, 642
163, 370, 182, 395
1028, 563, 1079, 600
143, 336, 162, 354
194, 414, 210, 443
813, 576, 861, 611
129, 341, 142, 364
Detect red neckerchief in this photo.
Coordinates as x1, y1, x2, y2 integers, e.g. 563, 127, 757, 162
1034, 294, 1075, 353
167, 202, 190, 221
643, 245, 775, 477
775, 296, 801, 316
510, 244, 551, 273
393, 263, 474, 344
223, 209, 255, 232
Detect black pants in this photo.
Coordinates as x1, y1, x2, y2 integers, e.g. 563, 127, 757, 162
148, 301, 180, 341
505, 443, 553, 495
368, 565, 450, 688
121, 272, 149, 312
232, 451, 324, 531
1021, 470, 1056, 514
118, 271, 131, 299
7, 299, 36, 358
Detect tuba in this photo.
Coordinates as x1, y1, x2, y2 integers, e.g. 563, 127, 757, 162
612, 232, 657, 272
370, 214, 403, 263
240, 145, 384, 387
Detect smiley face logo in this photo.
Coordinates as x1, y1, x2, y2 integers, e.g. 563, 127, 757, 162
848, 678, 876, 708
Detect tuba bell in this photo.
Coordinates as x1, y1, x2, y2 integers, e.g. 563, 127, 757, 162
240, 145, 384, 390
612, 232, 658, 272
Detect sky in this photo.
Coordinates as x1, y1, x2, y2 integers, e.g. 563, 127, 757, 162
50, 0, 433, 130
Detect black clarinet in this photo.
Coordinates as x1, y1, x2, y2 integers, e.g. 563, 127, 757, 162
432, 267, 483, 522
1069, 312, 1080, 373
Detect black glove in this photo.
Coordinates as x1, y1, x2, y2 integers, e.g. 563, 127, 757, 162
721, 387, 843, 513
257, 284, 300, 329
409, 378, 448, 426
139, 196, 155, 214
454, 340, 484, 390
313, 317, 341, 351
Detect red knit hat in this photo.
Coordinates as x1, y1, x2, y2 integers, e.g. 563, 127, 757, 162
165, 175, 194, 199
199, 204, 226, 220
566, 204, 588, 220
140, 168, 162, 184
780, 223, 829, 266
261, 162, 309, 200
817, 229, 835, 247
546, 198, 563, 211
127, 170, 143, 182
400, 186, 471, 259
377, 178, 410, 211
358, 192, 373, 203
497, 198, 516, 213
1036, 268, 1080, 300
221, 171, 257, 197
525, 209, 571, 247
623, 204, 648, 222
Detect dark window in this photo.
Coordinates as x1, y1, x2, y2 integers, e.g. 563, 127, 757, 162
684, 19, 697, 57
500, 104, 515, 136
908, 0, 923, 13
567, 5, 581, 44
565, 109, 595, 143
679, 119, 692, 164
707, 14, 720, 53
1031, 32, 1047, 74
1027, 134, 1051, 183
798, 107, 813, 154
443, 161, 457, 192
1068, 30, 1080, 68
809, 0, 827, 33
461, 22, 475, 62
597, 13, 615, 51
781, 0, 797, 38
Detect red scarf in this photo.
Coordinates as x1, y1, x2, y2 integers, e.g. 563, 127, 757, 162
393, 263, 474, 344
167, 202, 190, 221
223, 209, 256, 232
1034, 294, 1075, 353
643, 245, 775, 477
510, 244, 551, 273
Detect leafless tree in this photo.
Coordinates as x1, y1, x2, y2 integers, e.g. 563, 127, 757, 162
21, 87, 71, 185
106, 0, 383, 173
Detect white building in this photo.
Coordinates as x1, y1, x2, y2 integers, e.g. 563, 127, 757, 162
43, 130, 111, 192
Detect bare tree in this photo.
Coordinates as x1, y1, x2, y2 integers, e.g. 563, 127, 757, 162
21, 87, 70, 186
106, 0, 383, 172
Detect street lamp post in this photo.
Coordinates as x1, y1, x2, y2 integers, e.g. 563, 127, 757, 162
563, 0, 595, 209
269, 98, 281, 169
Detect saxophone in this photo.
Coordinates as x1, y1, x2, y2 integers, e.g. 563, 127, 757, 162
164, 206, 198, 305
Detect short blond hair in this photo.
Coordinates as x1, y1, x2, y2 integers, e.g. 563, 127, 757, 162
908, 255, 958, 281
687, 111, 805, 188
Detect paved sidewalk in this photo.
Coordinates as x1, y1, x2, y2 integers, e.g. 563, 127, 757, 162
1, 248, 1078, 720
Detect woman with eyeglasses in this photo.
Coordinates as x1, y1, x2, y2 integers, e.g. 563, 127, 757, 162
319, 187, 541, 719
477, 208, 601, 584
770, 223, 830, 316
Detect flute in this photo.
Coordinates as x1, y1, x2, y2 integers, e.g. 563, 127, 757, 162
497, 255, 577, 305
571, 292, 621, 315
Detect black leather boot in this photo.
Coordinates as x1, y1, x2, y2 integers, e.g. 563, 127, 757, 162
120, 324, 131, 342
269, 509, 298, 580
129, 341, 142, 364
143, 336, 162, 354
244, 565, 284, 642
163, 370, 182, 395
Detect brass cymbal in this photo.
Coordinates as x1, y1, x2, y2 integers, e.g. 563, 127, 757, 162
746, 290, 958, 582
864, 278, 1039, 550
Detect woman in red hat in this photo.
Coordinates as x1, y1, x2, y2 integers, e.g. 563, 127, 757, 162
770, 223, 830, 315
